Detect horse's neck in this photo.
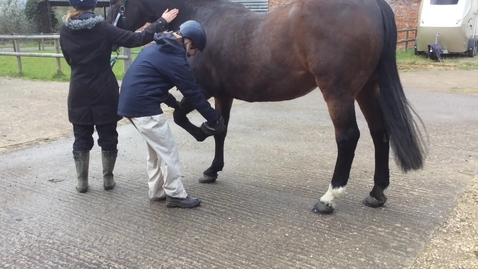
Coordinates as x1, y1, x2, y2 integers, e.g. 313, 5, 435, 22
145, 0, 217, 16
141, 0, 224, 30
149, 0, 229, 19
141, 0, 263, 32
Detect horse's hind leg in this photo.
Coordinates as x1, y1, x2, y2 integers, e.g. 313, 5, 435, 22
313, 87, 360, 214
356, 77, 390, 208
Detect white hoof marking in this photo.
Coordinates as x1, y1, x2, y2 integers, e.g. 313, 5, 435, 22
319, 184, 346, 208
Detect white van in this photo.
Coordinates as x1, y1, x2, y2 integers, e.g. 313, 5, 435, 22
415, 0, 478, 57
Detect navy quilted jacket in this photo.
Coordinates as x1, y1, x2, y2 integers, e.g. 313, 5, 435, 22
118, 32, 219, 123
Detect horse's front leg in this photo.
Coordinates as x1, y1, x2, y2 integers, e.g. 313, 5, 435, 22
173, 97, 209, 142
199, 97, 234, 183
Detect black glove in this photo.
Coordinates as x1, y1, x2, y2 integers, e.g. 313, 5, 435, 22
201, 116, 226, 135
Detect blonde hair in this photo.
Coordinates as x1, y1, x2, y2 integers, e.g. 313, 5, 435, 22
65, 7, 94, 21
65, 10, 84, 21
173, 33, 194, 50
173, 32, 183, 40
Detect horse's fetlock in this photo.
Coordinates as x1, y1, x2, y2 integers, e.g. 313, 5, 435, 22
204, 167, 219, 176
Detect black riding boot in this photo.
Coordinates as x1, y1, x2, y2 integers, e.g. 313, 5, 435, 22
73, 151, 90, 193
166, 196, 201, 208
102, 150, 117, 190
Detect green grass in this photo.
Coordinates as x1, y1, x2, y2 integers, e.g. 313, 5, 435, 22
0, 48, 141, 81
396, 49, 478, 72
0, 42, 45, 49
2, 48, 478, 82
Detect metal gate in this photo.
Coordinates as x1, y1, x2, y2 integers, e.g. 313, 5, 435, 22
230, 0, 269, 13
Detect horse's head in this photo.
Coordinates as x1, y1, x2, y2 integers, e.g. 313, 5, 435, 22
108, 0, 200, 30
106, 0, 214, 51
107, 0, 143, 30
107, 0, 158, 51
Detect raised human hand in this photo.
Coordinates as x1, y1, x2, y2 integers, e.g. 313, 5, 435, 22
161, 8, 179, 23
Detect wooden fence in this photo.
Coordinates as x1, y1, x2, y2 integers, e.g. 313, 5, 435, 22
0, 29, 418, 74
0, 34, 132, 73
397, 28, 417, 52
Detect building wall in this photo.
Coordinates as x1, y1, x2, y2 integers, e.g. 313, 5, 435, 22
268, 0, 294, 11
389, 0, 421, 47
389, 0, 421, 30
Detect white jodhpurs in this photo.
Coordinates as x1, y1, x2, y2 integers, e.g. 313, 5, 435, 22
130, 114, 187, 199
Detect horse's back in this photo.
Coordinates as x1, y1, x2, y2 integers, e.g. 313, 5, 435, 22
197, 0, 386, 101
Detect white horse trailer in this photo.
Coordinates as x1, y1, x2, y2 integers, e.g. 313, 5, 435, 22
415, 0, 478, 57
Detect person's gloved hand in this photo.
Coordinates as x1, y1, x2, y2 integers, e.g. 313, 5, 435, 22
201, 116, 226, 135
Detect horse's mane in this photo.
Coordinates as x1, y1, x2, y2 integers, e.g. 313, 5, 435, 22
106, 0, 260, 31
148, 0, 256, 28
161, 0, 254, 15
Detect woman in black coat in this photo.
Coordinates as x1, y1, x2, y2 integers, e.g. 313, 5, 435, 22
60, 0, 179, 193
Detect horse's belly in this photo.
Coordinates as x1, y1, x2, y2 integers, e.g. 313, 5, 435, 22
230, 72, 317, 102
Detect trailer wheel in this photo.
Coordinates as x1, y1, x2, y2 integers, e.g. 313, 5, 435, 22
467, 39, 477, 57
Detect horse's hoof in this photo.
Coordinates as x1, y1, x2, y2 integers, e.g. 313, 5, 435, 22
312, 201, 334, 214
195, 133, 209, 142
362, 195, 387, 208
198, 174, 217, 183
76, 186, 88, 193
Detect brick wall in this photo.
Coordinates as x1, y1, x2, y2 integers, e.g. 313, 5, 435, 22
268, 0, 294, 11
389, 0, 421, 29
389, 0, 421, 47
268, 0, 421, 48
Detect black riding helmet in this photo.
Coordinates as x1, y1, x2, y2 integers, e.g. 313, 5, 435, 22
177, 20, 207, 52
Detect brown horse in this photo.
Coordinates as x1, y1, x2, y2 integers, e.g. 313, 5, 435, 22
107, 0, 426, 214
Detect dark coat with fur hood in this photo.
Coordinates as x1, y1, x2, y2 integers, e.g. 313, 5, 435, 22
60, 12, 169, 125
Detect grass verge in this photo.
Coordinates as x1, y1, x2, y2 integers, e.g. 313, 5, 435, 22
1, 48, 478, 82
0, 48, 140, 81
396, 49, 478, 71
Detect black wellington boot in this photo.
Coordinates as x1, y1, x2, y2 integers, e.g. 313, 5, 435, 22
102, 150, 117, 190
73, 151, 90, 193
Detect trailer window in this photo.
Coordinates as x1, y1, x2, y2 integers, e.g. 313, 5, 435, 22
430, 0, 459, 4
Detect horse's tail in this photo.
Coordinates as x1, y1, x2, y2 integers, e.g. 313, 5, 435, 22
375, 0, 426, 172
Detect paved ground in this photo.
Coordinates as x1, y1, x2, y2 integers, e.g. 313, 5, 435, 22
0, 71, 477, 268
